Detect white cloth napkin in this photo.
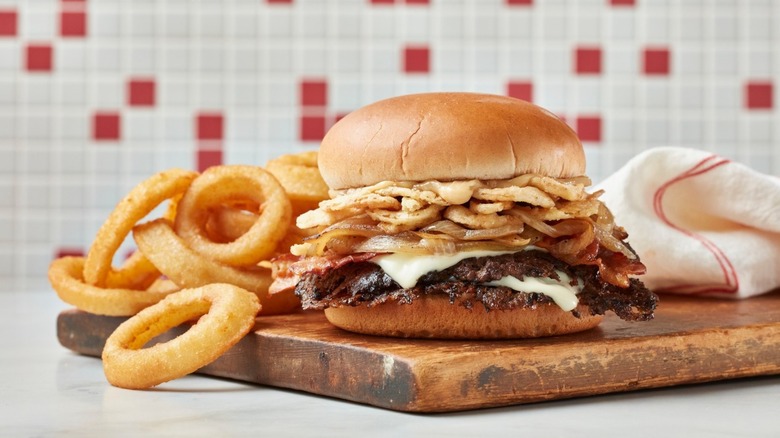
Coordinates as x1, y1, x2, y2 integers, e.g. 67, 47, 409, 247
596, 147, 780, 298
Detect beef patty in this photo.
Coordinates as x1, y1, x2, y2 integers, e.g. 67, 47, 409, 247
295, 250, 657, 322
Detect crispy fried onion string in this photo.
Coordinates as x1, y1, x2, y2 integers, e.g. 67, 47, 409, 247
291, 174, 644, 288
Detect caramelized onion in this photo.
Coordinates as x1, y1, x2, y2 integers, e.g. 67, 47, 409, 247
420, 220, 523, 241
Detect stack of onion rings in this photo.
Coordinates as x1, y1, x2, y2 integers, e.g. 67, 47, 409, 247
49, 152, 328, 388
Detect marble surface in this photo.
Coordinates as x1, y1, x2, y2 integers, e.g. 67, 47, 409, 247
3, 291, 780, 437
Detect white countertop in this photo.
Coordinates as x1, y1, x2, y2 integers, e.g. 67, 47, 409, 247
3, 291, 780, 437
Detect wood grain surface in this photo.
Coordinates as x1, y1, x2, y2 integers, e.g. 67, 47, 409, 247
57, 291, 780, 413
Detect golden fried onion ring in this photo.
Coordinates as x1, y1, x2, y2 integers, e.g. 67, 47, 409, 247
84, 169, 198, 288
102, 283, 260, 389
48, 257, 177, 316
174, 165, 292, 266
134, 219, 299, 315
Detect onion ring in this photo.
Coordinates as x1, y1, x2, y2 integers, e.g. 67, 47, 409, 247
174, 165, 292, 266
101, 283, 260, 389
133, 219, 299, 315
84, 169, 198, 287
48, 257, 176, 316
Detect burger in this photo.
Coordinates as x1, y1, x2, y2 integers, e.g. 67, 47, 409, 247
270, 92, 657, 339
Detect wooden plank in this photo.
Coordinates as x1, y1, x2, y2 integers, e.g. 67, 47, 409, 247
57, 291, 780, 413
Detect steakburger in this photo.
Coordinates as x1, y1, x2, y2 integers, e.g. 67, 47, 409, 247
270, 92, 656, 339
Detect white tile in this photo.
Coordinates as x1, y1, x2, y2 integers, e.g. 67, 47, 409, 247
92, 11, 121, 38
267, 9, 292, 38
0, 183, 12, 208
25, 114, 53, 140
608, 10, 635, 40
644, 81, 669, 109
229, 80, 258, 107
440, 13, 465, 39
56, 42, 86, 72
576, 79, 602, 112
712, 83, 739, 109
678, 118, 704, 145
336, 13, 362, 40
335, 46, 361, 73
712, 14, 738, 41
23, 251, 51, 278
58, 182, 87, 209
438, 46, 464, 73
20, 182, 50, 209
22, 9, 55, 39
267, 78, 294, 106
94, 44, 122, 72
129, 45, 156, 74
232, 47, 259, 72
197, 79, 224, 108
331, 80, 362, 111
92, 78, 123, 107
607, 47, 636, 75
130, 12, 156, 37
23, 77, 52, 106
541, 13, 567, 40
474, 14, 499, 40
268, 46, 294, 73
300, 47, 327, 75
368, 10, 396, 39
59, 148, 87, 174
60, 79, 87, 106
505, 10, 533, 39
59, 217, 87, 246
645, 14, 669, 43
675, 47, 703, 75
227, 114, 259, 141
576, 14, 601, 43
0, 41, 20, 70
0, 79, 15, 105
678, 83, 704, 109
747, 49, 772, 77
0, 115, 15, 139
369, 45, 398, 74
93, 148, 122, 175
537, 79, 569, 112
199, 11, 225, 38
679, 12, 703, 40
162, 114, 191, 141
474, 47, 498, 74
746, 13, 771, 41
129, 149, 156, 175
163, 12, 190, 38
163, 46, 191, 72
232, 13, 258, 38
748, 117, 772, 142
0, 148, 14, 174
125, 113, 155, 141
198, 46, 225, 72
541, 47, 569, 75
645, 118, 669, 146
60, 114, 88, 140
507, 46, 533, 76
159, 78, 190, 106
607, 117, 635, 142
268, 115, 294, 142
23, 216, 50, 243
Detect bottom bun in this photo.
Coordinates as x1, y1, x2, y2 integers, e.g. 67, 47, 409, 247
323, 296, 603, 339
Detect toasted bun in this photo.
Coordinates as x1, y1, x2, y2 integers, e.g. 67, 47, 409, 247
323, 296, 602, 339
319, 92, 585, 190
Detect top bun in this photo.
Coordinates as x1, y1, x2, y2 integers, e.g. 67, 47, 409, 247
318, 92, 586, 190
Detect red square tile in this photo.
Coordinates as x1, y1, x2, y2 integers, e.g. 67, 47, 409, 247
300, 80, 328, 107
406, 0, 430, 4
506, 0, 533, 4
610, 0, 635, 5
575, 47, 601, 75
60, 11, 86, 37
197, 149, 223, 172
128, 79, 155, 106
93, 112, 121, 141
197, 113, 224, 140
0, 10, 17, 37
576, 116, 601, 143
300, 115, 327, 141
403, 46, 430, 74
56, 247, 84, 259
506, 81, 533, 102
267, 0, 293, 3
26, 44, 53, 72
643, 48, 670, 75
371, 0, 395, 4
745, 82, 773, 110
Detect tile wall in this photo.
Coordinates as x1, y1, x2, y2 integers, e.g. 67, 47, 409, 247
0, 0, 776, 291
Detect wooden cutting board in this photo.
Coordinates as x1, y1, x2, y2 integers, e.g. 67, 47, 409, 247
57, 291, 780, 413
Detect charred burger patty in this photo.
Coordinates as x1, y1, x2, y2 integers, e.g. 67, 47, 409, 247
295, 250, 656, 321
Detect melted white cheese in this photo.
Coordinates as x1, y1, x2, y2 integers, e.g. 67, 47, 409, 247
487, 274, 580, 312
371, 248, 582, 311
